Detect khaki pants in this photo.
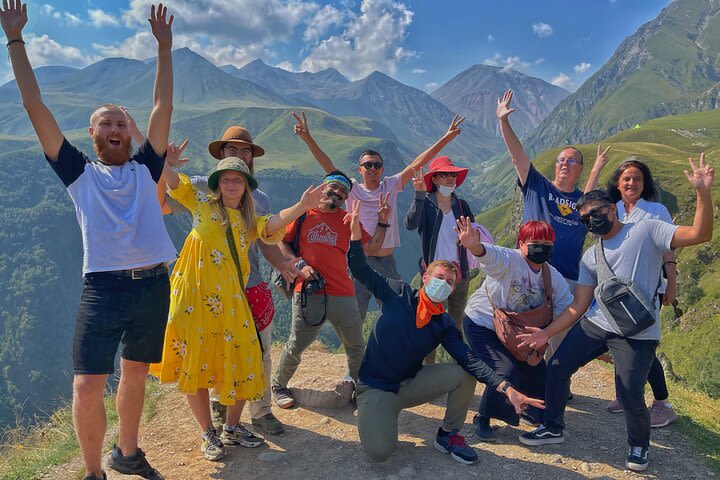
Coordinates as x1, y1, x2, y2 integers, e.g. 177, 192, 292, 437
356, 363, 476, 462
272, 293, 365, 388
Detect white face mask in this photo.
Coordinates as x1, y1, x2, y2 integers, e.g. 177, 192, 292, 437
437, 184, 455, 196
424, 277, 453, 303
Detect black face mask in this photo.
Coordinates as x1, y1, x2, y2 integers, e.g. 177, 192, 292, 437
526, 243, 554, 264
586, 215, 614, 235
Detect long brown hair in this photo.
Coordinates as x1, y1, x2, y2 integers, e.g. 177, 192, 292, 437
209, 178, 256, 231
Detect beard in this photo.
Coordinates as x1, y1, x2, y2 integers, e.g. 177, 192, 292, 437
93, 135, 132, 166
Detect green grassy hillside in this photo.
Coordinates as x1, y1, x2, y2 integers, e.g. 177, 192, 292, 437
476, 109, 720, 396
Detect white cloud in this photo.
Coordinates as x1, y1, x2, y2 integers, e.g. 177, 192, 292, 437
63, 12, 83, 25
487, 34, 495, 42
275, 61, 297, 71
121, 0, 317, 45
574, 62, 592, 73
40, 4, 83, 25
26, 34, 99, 67
303, 4, 345, 42
551, 72, 572, 89
300, 0, 415, 80
532, 22, 553, 38
424, 82, 438, 90
89, 8, 120, 28
483, 53, 534, 72
411, 68, 426, 74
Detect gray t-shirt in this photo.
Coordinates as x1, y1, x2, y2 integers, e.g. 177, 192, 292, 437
578, 220, 678, 340
166, 176, 270, 288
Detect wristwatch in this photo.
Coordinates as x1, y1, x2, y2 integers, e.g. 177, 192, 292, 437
500, 382, 512, 395
377, 222, 390, 228
294, 259, 308, 270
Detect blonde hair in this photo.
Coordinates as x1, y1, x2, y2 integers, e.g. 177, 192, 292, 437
426, 260, 459, 281
209, 183, 256, 232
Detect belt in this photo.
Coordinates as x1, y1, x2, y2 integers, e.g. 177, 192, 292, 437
101, 264, 168, 280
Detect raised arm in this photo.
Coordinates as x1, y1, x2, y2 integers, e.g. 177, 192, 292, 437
2, 1, 63, 160
583, 145, 612, 193
497, 90, 531, 186
398, 115, 465, 187
145, 4, 174, 157
292, 111, 336, 173
455, 216, 486, 258
362, 192, 391, 255
157, 139, 188, 212
671, 153, 714, 248
405, 168, 428, 230
121, 107, 146, 145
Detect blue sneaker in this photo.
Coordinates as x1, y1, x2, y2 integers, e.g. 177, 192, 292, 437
518, 425, 564, 446
433, 428, 479, 465
626, 446, 649, 471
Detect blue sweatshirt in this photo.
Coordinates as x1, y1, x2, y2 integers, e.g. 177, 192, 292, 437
348, 240, 503, 393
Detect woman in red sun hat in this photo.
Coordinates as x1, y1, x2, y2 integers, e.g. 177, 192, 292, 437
405, 156, 479, 364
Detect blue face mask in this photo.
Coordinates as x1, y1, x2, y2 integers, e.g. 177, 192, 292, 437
424, 277, 453, 303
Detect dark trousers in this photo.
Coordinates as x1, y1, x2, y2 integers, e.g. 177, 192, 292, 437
463, 318, 545, 426
647, 356, 669, 400
544, 318, 658, 448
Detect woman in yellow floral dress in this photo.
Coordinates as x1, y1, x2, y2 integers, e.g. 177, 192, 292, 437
152, 157, 321, 460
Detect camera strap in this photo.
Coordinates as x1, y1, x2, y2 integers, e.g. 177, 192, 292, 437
300, 289, 328, 327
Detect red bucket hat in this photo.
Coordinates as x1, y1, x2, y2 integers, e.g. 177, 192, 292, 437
423, 156, 469, 192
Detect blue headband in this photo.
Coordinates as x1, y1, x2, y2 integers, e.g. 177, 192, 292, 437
323, 174, 352, 192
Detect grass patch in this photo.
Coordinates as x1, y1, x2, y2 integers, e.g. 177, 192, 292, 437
0, 378, 165, 480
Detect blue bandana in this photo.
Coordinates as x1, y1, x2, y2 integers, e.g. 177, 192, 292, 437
323, 174, 352, 192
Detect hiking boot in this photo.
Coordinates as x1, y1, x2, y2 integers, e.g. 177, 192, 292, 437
472, 415, 496, 443
251, 413, 285, 435
107, 445, 164, 479
607, 398, 624, 413
220, 423, 265, 447
650, 401, 677, 428
519, 425, 565, 446
210, 400, 227, 428
201, 428, 227, 461
626, 446, 649, 471
433, 428, 479, 465
272, 385, 296, 409
83, 472, 107, 480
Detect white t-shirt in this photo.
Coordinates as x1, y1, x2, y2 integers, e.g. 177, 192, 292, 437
433, 211, 460, 263
47, 138, 177, 274
617, 198, 674, 293
578, 220, 677, 341
464, 243, 574, 330
347, 173, 404, 249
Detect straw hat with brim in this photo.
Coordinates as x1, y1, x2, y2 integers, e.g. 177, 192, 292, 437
423, 156, 469, 191
208, 126, 265, 160
208, 157, 259, 192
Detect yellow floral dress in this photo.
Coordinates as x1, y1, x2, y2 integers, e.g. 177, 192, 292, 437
151, 174, 284, 405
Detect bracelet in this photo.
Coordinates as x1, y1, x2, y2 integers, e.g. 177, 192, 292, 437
6, 39, 25, 48
294, 259, 308, 270
500, 382, 512, 395
377, 222, 390, 228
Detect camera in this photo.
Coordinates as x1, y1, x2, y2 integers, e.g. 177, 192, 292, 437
302, 272, 326, 295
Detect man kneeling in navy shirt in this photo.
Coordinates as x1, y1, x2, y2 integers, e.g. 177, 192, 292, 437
346, 204, 545, 465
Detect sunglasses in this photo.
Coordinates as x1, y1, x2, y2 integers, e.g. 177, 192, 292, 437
435, 172, 457, 178
361, 161, 383, 170
556, 156, 582, 166
671, 299, 684, 319
223, 145, 253, 156
579, 205, 610, 225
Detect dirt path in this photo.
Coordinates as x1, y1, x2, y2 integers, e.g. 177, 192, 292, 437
58, 347, 713, 480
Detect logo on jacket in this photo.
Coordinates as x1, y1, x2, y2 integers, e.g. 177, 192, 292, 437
307, 223, 338, 246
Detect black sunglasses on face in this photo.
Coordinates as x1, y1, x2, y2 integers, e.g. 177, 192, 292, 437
361, 161, 383, 170
579, 205, 610, 225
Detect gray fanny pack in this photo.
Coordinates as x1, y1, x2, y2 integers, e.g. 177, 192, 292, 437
593, 240, 658, 337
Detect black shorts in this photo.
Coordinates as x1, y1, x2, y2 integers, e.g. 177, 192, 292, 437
73, 270, 170, 375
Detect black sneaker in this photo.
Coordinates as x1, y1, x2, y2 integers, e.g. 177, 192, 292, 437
519, 425, 564, 446
107, 445, 165, 479
83, 472, 107, 480
472, 415, 496, 443
626, 446, 649, 472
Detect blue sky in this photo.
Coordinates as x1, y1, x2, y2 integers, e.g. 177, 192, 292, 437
1, 0, 671, 92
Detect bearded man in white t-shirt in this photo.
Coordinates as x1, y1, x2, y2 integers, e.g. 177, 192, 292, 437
2, 3, 176, 479
292, 111, 465, 322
